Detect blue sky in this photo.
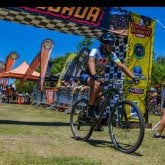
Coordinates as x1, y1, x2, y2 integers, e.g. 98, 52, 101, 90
123, 7, 165, 57
0, 7, 165, 69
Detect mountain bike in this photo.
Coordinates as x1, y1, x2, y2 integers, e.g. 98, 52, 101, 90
70, 79, 145, 154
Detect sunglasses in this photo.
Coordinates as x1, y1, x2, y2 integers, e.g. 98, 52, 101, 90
105, 41, 114, 45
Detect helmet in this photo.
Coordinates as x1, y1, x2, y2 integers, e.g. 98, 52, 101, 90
99, 32, 115, 44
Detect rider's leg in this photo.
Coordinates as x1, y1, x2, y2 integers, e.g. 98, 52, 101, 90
153, 106, 165, 138
157, 109, 165, 134
79, 72, 101, 119
86, 78, 101, 118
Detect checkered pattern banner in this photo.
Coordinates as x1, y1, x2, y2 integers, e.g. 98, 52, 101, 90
104, 36, 128, 118
0, 7, 104, 39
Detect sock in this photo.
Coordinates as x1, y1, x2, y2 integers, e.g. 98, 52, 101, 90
94, 105, 99, 113
88, 105, 94, 111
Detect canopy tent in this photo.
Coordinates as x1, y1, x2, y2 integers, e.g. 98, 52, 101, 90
0, 61, 40, 81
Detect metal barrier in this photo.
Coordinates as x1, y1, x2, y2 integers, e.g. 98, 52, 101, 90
31, 90, 46, 106
49, 86, 89, 113
31, 86, 89, 112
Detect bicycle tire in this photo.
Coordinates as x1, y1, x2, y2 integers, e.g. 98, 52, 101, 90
108, 99, 145, 154
70, 98, 93, 141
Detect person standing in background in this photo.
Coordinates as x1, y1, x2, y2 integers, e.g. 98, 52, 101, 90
153, 82, 165, 138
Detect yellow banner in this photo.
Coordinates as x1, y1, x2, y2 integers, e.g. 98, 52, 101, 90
124, 13, 155, 117
56, 53, 76, 87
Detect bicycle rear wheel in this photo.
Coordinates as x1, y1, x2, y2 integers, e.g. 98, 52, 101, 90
108, 100, 145, 154
70, 98, 93, 141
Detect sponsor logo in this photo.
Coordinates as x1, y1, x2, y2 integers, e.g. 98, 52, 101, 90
9, 52, 18, 60
128, 87, 144, 94
130, 22, 152, 38
44, 40, 53, 50
133, 43, 145, 59
132, 66, 146, 80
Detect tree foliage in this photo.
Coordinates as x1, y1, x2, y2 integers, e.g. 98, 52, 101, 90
77, 37, 93, 52
50, 53, 70, 75
151, 57, 165, 86
15, 80, 36, 94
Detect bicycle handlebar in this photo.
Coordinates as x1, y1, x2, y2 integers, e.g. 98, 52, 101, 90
65, 76, 139, 88
103, 78, 139, 85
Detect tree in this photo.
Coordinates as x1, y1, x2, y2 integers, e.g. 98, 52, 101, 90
51, 53, 70, 75
77, 37, 93, 52
151, 59, 165, 86
15, 79, 36, 94
156, 56, 165, 65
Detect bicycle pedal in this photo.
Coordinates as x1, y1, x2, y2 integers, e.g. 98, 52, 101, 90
94, 126, 104, 132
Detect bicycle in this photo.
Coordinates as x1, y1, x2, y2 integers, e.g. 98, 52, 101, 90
70, 79, 145, 154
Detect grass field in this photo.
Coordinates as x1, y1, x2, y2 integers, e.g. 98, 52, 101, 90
0, 103, 164, 165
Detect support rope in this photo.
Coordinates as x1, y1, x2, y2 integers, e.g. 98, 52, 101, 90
156, 19, 165, 29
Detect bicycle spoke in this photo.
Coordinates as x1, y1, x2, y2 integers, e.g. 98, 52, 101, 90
70, 99, 93, 141
109, 100, 145, 154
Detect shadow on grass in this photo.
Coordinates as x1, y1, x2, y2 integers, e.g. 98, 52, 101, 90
87, 138, 113, 147
161, 135, 165, 139
0, 120, 70, 126
86, 139, 143, 156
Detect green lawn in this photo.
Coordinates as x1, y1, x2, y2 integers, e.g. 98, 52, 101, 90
0, 103, 164, 165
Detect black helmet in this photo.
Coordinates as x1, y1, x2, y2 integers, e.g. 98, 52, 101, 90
99, 32, 115, 44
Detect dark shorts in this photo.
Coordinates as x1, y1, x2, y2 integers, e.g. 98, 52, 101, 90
79, 71, 90, 85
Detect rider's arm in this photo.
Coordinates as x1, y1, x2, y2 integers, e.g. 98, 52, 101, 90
88, 56, 96, 75
110, 51, 135, 79
116, 62, 135, 79
87, 48, 98, 75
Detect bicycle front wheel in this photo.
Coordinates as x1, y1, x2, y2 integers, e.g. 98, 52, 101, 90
108, 100, 145, 154
70, 98, 93, 141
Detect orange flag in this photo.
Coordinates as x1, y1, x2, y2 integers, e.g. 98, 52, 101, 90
22, 52, 41, 81
3, 52, 19, 89
0, 61, 5, 85
40, 39, 54, 91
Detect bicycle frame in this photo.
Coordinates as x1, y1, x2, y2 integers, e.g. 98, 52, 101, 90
70, 78, 145, 154
95, 86, 120, 126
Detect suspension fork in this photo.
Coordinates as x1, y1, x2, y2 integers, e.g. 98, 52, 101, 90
115, 101, 128, 127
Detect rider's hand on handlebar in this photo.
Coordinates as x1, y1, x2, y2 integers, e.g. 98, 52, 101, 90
132, 77, 140, 85
92, 74, 107, 84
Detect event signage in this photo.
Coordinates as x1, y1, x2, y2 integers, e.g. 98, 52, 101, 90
125, 13, 155, 116
16, 7, 130, 36
21, 7, 104, 27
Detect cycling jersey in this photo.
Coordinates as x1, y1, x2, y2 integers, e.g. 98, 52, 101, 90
87, 47, 120, 76
79, 47, 121, 85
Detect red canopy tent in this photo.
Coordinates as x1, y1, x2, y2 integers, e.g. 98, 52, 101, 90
0, 61, 40, 81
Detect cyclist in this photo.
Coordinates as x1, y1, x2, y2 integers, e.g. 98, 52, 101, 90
79, 32, 139, 122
